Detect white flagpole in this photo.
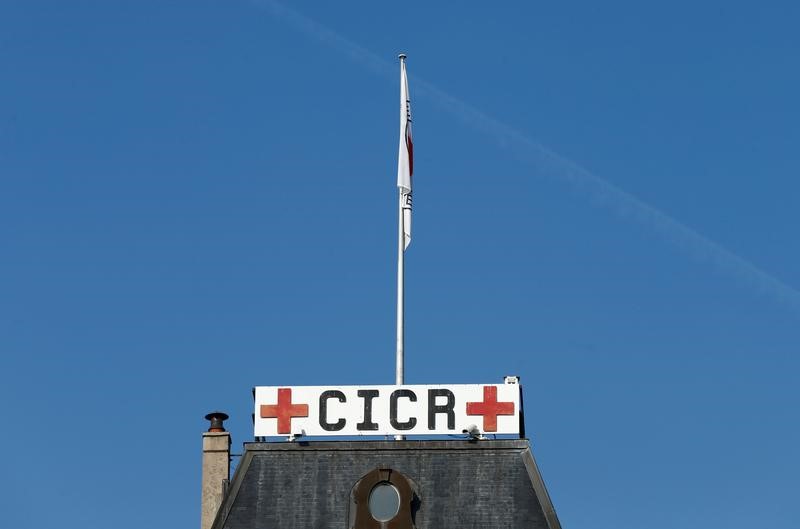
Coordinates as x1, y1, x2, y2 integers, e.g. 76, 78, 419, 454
396, 53, 407, 388
395, 54, 410, 441
396, 52, 413, 407
396, 188, 404, 387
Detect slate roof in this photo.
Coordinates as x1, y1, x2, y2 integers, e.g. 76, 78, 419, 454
211, 439, 562, 529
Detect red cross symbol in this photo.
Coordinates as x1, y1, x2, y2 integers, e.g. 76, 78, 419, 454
466, 386, 515, 432
259, 388, 309, 434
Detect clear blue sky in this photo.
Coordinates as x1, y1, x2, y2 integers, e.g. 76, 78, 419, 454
2, 1, 798, 528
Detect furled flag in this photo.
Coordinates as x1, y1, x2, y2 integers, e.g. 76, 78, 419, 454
397, 55, 413, 250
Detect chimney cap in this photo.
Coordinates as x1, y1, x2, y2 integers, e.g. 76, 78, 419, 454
205, 411, 229, 432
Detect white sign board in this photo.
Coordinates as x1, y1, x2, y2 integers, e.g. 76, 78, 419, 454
253, 383, 521, 437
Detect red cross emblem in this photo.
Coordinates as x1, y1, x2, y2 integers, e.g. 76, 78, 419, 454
466, 386, 515, 432
259, 388, 309, 434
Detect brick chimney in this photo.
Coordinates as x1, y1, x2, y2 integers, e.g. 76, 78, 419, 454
201, 412, 231, 529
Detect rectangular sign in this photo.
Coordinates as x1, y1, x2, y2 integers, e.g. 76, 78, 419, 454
253, 383, 521, 437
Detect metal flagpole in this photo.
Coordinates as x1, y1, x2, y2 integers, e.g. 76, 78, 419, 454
396, 53, 408, 389
395, 54, 409, 441
396, 189, 404, 387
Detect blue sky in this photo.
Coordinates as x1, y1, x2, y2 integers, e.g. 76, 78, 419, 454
1, 1, 798, 528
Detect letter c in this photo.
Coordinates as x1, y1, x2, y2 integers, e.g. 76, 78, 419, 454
319, 390, 346, 431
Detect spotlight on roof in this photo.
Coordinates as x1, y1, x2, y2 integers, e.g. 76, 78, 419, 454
288, 429, 306, 442
462, 424, 484, 440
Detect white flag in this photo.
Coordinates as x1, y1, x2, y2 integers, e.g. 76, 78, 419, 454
397, 55, 413, 250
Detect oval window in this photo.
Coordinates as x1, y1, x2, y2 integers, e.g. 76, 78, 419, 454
368, 482, 400, 522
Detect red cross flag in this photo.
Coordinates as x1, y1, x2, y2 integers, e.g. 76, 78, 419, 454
253, 382, 522, 437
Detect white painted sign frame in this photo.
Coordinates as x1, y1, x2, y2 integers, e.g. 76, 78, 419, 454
253, 383, 521, 437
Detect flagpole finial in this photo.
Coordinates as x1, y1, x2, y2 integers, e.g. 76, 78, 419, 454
398, 53, 407, 61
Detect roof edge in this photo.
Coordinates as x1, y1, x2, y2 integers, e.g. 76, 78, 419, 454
521, 446, 563, 529
242, 438, 530, 452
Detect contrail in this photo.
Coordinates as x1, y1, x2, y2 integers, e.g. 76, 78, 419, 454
250, 0, 800, 316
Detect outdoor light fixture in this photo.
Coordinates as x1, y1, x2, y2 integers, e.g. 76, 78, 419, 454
462, 424, 484, 440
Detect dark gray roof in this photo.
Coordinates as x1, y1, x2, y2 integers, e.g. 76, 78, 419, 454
212, 439, 561, 529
